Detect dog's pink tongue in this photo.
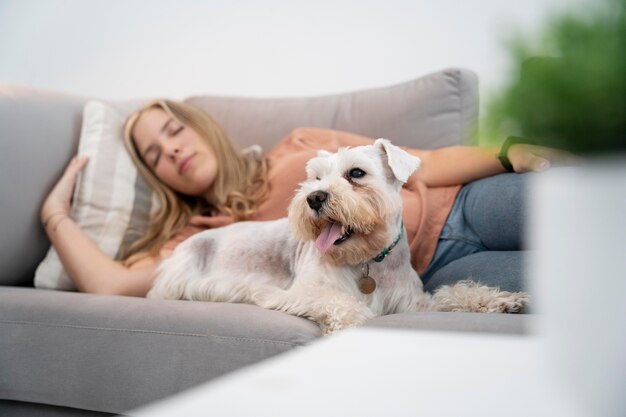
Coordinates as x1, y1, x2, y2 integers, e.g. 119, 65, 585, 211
315, 222, 343, 253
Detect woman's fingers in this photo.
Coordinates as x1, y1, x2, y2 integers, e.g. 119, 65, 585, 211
59, 156, 88, 193
539, 147, 583, 167
527, 154, 551, 172
509, 144, 580, 173
41, 156, 89, 221
65, 156, 89, 176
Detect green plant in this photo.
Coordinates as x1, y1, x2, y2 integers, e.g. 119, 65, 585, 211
483, 0, 625, 154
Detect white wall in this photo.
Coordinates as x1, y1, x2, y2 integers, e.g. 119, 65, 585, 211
0, 0, 590, 105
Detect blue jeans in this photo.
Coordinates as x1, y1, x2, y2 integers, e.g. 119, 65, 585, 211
421, 173, 530, 293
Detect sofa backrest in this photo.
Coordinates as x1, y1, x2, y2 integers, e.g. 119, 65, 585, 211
0, 68, 478, 287
0, 84, 86, 286
187, 68, 478, 151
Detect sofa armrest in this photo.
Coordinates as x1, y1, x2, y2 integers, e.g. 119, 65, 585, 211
0, 83, 87, 286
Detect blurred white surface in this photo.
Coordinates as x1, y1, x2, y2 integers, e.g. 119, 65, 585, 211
530, 162, 626, 417
131, 327, 581, 417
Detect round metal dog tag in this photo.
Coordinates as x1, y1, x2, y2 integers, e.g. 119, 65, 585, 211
358, 276, 376, 294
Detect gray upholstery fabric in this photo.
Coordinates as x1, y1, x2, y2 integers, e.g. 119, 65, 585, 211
0, 400, 117, 417
187, 68, 478, 151
0, 84, 86, 286
365, 311, 531, 335
0, 287, 321, 414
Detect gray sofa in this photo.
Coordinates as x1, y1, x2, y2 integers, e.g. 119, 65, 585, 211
0, 68, 530, 417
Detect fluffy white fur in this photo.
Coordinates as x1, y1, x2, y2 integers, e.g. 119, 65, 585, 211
149, 139, 528, 334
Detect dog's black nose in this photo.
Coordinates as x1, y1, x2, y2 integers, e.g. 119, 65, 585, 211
307, 191, 329, 211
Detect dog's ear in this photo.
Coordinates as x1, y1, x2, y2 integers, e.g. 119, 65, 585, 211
374, 138, 421, 183
316, 149, 333, 158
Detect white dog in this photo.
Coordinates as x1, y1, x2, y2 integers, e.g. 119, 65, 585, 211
149, 139, 528, 334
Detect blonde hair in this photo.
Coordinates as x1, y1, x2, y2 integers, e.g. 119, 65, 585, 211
122, 99, 269, 265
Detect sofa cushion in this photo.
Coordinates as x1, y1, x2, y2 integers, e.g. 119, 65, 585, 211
364, 311, 530, 334
34, 100, 151, 290
0, 287, 321, 414
0, 84, 86, 286
187, 68, 478, 151
0, 400, 116, 417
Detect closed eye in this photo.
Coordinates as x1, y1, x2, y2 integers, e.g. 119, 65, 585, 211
144, 146, 161, 168
171, 125, 184, 136
151, 151, 161, 168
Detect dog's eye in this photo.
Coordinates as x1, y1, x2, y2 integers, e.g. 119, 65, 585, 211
315, 176, 321, 181
349, 168, 366, 178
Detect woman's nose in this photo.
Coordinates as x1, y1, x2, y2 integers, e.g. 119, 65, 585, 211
163, 140, 181, 159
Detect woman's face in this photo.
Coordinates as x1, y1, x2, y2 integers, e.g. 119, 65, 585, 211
132, 108, 219, 198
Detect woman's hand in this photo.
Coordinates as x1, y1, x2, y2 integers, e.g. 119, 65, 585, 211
41, 156, 89, 224
507, 144, 580, 173
38, 155, 157, 296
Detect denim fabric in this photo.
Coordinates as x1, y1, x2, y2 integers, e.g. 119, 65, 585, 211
421, 173, 531, 293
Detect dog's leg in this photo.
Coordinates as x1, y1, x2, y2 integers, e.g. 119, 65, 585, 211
252, 284, 375, 335
412, 293, 438, 312
433, 280, 529, 313
308, 287, 376, 335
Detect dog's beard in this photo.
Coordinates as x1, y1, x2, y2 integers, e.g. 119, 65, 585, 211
289, 186, 400, 266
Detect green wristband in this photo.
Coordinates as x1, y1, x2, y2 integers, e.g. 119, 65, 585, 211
498, 136, 536, 172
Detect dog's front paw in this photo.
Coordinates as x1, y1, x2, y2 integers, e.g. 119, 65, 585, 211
317, 306, 375, 336
319, 316, 363, 336
319, 319, 348, 336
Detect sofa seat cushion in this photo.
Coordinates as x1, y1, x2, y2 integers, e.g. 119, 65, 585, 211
0, 287, 321, 414
365, 311, 531, 334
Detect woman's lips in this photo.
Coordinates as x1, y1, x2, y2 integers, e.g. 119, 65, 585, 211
179, 154, 195, 174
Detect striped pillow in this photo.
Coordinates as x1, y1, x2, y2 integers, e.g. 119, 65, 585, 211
34, 100, 157, 290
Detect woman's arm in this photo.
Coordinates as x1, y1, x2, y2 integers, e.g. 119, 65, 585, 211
41, 156, 157, 297
44, 216, 157, 296
407, 146, 505, 187
407, 143, 572, 187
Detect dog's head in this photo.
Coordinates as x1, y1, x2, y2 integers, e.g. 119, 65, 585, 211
288, 139, 421, 266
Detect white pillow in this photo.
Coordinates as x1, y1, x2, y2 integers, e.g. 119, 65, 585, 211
34, 100, 157, 290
